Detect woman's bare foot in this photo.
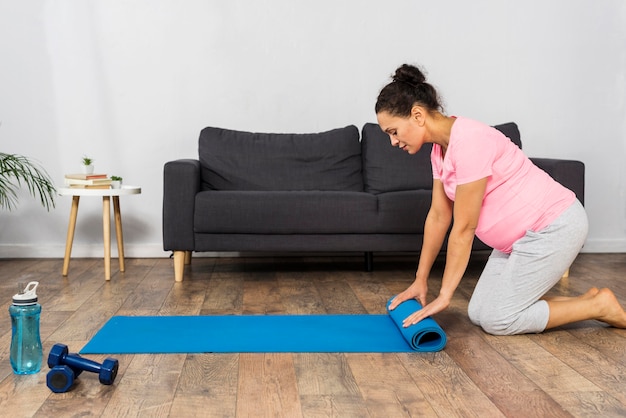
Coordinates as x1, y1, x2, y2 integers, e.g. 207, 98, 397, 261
594, 288, 626, 328
582, 287, 601, 299
546, 287, 626, 330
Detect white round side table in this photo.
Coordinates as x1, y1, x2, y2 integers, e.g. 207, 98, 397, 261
58, 186, 141, 280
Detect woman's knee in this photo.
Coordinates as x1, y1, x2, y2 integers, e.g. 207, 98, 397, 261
467, 298, 482, 327
471, 306, 547, 336
478, 318, 517, 336
467, 304, 519, 335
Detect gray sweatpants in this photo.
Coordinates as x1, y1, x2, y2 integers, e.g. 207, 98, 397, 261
467, 200, 588, 335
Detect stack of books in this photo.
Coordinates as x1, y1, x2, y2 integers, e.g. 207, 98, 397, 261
64, 173, 112, 189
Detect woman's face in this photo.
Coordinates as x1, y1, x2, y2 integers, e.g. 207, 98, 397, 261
376, 110, 425, 155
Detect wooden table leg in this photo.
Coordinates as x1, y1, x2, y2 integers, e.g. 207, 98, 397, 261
62, 196, 80, 276
113, 196, 125, 272
103, 196, 111, 281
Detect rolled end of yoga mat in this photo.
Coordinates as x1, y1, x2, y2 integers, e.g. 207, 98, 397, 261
386, 296, 447, 352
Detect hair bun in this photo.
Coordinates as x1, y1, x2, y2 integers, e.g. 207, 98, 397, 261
392, 64, 426, 87
375, 63, 443, 115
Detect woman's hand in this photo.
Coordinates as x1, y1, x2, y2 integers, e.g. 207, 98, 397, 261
388, 278, 428, 311
400, 294, 451, 328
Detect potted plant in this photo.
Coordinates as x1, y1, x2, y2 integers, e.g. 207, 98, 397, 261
82, 156, 94, 174
0, 152, 56, 211
110, 175, 123, 189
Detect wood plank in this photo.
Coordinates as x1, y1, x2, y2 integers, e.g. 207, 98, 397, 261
236, 353, 303, 417
200, 272, 244, 315
529, 330, 626, 407
298, 394, 370, 417
170, 353, 239, 417
159, 280, 208, 316
564, 325, 626, 364
443, 322, 574, 418
0, 370, 52, 417
277, 273, 326, 314
114, 258, 169, 313
0, 259, 47, 291
347, 353, 439, 417
346, 274, 396, 314
102, 354, 186, 417
242, 271, 284, 314
294, 352, 368, 416
294, 353, 360, 396
47, 260, 152, 342
314, 271, 368, 314
398, 351, 504, 417
484, 333, 626, 416
184, 256, 217, 279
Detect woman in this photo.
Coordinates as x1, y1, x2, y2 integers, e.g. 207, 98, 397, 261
379, 64, 626, 335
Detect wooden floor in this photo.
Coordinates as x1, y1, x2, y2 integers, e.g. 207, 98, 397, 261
0, 253, 624, 417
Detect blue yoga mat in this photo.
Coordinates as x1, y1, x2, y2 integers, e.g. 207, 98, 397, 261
80, 298, 446, 354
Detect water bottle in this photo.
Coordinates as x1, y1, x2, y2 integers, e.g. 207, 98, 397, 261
9, 281, 43, 374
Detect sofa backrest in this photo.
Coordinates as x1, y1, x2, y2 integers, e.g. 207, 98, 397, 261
361, 122, 522, 194
198, 125, 363, 191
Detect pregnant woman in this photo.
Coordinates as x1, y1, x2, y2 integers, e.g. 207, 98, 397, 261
378, 63, 626, 335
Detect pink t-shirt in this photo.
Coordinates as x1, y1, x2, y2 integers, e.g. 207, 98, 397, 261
431, 117, 576, 253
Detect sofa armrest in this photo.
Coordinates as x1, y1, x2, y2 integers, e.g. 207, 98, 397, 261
163, 159, 202, 251
530, 158, 585, 205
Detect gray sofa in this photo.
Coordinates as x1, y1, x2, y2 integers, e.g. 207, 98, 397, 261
163, 122, 584, 281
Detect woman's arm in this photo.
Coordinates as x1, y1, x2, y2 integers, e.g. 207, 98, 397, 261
400, 177, 487, 327
389, 179, 452, 309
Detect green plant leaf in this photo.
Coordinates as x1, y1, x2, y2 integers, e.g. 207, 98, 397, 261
0, 152, 56, 211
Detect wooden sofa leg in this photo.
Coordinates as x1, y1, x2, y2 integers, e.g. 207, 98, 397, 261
184, 250, 192, 265
174, 251, 186, 282
562, 268, 570, 278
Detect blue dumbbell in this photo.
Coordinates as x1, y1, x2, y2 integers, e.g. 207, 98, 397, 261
47, 365, 76, 393
48, 343, 119, 386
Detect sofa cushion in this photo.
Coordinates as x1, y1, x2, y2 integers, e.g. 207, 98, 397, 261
194, 190, 432, 235
194, 191, 379, 234
361, 123, 433, 194
198, 125, 363, 192
374, 190, 431, 233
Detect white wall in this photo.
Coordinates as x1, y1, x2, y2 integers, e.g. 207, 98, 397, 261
1, 0, 625, 257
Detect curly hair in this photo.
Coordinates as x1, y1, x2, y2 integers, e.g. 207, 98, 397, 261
375, 64, 443, 116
